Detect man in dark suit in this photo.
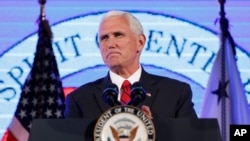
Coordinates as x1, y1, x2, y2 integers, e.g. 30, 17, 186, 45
64, 10, 197, 119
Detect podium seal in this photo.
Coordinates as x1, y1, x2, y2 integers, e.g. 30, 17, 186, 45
94, 105, 155, 141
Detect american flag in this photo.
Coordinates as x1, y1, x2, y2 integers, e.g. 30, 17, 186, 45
1, 15, 65, 141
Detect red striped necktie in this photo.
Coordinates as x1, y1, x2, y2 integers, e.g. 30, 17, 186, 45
120, 80, 131, 105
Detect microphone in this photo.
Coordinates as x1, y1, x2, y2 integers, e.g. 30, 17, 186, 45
127, 82, 146, 106
102, 83, 121, 106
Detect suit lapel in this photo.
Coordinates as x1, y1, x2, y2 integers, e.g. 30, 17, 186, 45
94, 73, 113, 112
137, 68, 159, 108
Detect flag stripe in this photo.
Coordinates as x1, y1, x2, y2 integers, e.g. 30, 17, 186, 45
1, 129, 17, 141
8, 117, 28, 141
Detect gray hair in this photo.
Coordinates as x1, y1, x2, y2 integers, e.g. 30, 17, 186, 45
100, 10, 144, 35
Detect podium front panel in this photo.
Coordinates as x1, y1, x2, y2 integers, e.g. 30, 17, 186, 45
29, 118, 222, 141
29, 118, 96, 141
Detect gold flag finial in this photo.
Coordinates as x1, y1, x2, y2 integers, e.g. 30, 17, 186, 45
218, 0, 225, 5
39, 0, 46, 21
37, 0, 52, 39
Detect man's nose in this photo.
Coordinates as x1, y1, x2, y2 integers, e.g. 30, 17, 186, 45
107, 37, 117, 48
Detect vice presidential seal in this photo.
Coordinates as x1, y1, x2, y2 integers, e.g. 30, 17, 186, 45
94, 105, 155, 141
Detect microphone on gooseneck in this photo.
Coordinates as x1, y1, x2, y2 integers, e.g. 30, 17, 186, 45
127, 82, 146, 106
102, 83, 121, 107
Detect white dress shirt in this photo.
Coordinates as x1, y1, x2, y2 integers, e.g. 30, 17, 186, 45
109, 66, 142, 100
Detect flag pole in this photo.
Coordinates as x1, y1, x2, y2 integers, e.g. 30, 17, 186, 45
218, 0, 228, 141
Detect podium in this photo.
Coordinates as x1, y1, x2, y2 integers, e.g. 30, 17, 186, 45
29, 118, 222, 141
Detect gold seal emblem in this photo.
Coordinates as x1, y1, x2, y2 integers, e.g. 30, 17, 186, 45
94, 105, 155, 141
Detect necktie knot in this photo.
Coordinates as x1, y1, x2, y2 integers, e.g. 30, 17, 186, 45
121, 80, 131, 105
122, 80, 131, 89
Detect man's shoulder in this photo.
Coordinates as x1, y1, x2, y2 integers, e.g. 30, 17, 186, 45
67, 77, 105, 96
146, 73, 192, 95
80, 77, 104, 88
147, 72, 189, 86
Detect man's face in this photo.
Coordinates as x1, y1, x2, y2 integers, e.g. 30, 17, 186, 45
98, 15, 144, 69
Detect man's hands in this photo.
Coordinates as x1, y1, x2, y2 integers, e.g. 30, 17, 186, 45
142, 105, 153, 119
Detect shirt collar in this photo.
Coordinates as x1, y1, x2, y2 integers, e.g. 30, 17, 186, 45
109, 66, 142, 92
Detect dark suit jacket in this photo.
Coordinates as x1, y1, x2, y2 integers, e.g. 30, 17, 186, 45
64, 68, 197, 119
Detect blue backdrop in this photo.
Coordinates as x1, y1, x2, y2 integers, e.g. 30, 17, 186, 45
0, 0, 250, 138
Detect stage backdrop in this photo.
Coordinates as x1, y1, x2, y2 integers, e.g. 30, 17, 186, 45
0, 0, 250, 138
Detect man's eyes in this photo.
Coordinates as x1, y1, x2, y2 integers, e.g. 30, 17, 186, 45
100, 35, 108, 41
100, 32, 124, 41
114, 32, 124, 37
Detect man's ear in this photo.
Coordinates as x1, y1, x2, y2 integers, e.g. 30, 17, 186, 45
137, 34, 146, 52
